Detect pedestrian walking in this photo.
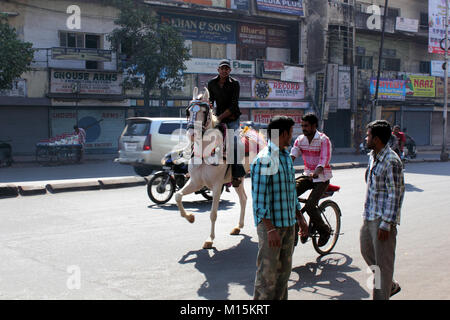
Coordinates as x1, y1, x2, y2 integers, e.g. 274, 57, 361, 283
251, 116, 307, 300
360, 120, 405, 300
208, 59, 245, 187
73, 124, 86, 161
290, 113, 333, 247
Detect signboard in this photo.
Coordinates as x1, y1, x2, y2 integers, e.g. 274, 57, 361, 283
256, 0, 304, 16
395, 17, 419, 33
326, 64, 339, 107
370, 78, 406, 101
252, 79, 305, 100
240, 101, 309, 109
431, 60, 446, 77
428, 0, 450, 54
160, 13, 236, 43
338, 66, 351, 109
436, 77, 450, 97
281, 66, 304, 83
51, 47, 112, 62
252, 108, 304, 136
238, 23, 266, 46
0, 79, 26, 97
264, 61, 285, 72
50, 69, 123, 95
184, 58, 255, 75
230, 0, 249, 10
267, 27, 289, 48
404, 75, 436, 97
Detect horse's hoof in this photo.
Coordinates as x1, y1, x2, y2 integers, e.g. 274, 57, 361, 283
230, 228, 241, 235
187, 215, 195, 223
203, 241, 213, 249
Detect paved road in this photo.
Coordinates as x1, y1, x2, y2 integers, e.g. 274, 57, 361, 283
0, 162, 449, 300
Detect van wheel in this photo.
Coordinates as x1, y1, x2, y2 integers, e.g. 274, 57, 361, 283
133, 166, 153, 177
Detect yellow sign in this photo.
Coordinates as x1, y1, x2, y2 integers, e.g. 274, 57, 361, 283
405, 75, 436, 97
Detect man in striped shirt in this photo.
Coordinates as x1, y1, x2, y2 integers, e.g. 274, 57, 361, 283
361, 120, 405, 300
251, 116, 307, 300
290, 113, 332, 247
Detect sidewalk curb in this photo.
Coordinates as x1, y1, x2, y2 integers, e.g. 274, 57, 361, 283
46, 181, 102, 193
18, 185, 47, 196
0, 185, 19, 199
98, 177, 148, 189
1, 158, 445, 198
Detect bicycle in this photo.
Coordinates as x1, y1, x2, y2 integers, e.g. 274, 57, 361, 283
294, 177, 342, 256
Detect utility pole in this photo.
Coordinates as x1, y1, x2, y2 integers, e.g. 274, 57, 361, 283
372, 0, 389, 121
442, 0, 449, 161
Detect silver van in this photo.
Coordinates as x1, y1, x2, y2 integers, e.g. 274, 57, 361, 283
116, 117, 188, 176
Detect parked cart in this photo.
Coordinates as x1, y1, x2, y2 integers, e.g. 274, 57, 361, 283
36, 133, 82, 165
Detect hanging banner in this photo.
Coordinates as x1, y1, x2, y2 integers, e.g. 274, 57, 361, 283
370, 78, 406, 101
404, 75, 436, 97
184, 58, 255, 75
428, 0, 450, 54
436, 77, 450, 97
395, 17, 419, 33
252, 79, 305, 100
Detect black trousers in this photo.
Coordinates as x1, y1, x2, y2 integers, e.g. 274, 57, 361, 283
295, 176, 329, 232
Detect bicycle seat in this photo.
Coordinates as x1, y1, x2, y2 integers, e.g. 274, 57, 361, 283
327, 184, 340, 192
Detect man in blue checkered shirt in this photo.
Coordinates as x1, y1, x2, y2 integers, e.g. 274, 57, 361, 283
251, 116, 307, 300
361, 120, 405, 300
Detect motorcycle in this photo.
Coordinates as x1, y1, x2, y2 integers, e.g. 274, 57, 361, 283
147, 150, 215, 204
403, 134, 417, 159
0, 139, 13, 167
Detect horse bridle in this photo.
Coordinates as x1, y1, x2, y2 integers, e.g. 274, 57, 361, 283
186, 100, 211, 131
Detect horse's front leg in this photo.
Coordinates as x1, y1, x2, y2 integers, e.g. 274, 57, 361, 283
175, 180, 199, 224
230, 180, 247, 235
203, 185, 222, 249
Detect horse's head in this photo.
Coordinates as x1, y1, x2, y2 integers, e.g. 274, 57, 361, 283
186, 87, 213, 137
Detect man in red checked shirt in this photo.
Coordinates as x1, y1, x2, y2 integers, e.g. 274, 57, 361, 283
290, 113, 333, 247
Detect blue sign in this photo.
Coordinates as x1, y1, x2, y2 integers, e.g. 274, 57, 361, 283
256, 0, 304, 16
160, 13, 236, 44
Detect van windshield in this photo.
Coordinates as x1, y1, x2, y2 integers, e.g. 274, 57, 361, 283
124, 121, 151, 136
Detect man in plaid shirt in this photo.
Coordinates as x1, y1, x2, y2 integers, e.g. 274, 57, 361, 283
361, 120, 405, 300
290, 113, 333, 247
251, 116, 307, 300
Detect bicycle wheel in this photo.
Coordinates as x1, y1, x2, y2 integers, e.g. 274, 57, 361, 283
147, 172, 175, 204
312, 200, 341, 256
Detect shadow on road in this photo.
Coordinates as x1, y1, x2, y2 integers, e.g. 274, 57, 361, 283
405, 183, 424, 192
178, 234, 257, 299
289, 253, 369, 300
148, 199, 235, 213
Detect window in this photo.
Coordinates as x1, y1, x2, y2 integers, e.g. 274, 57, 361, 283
158, 122, 187, 135
124, 121, 151, 136
59, 31, 84, 48
192, 41, 226, 59
420, 12, 428, 27
238, 46, 266, 60
356, 55, 373, 69
419, 61, 431, 74
59, 31, 102, 69
381, 58, 401, 71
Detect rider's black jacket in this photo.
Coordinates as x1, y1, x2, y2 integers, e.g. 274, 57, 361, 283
207, 75, 241, 124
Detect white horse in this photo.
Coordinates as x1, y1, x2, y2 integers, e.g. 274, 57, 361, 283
175, 87, 265, 249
